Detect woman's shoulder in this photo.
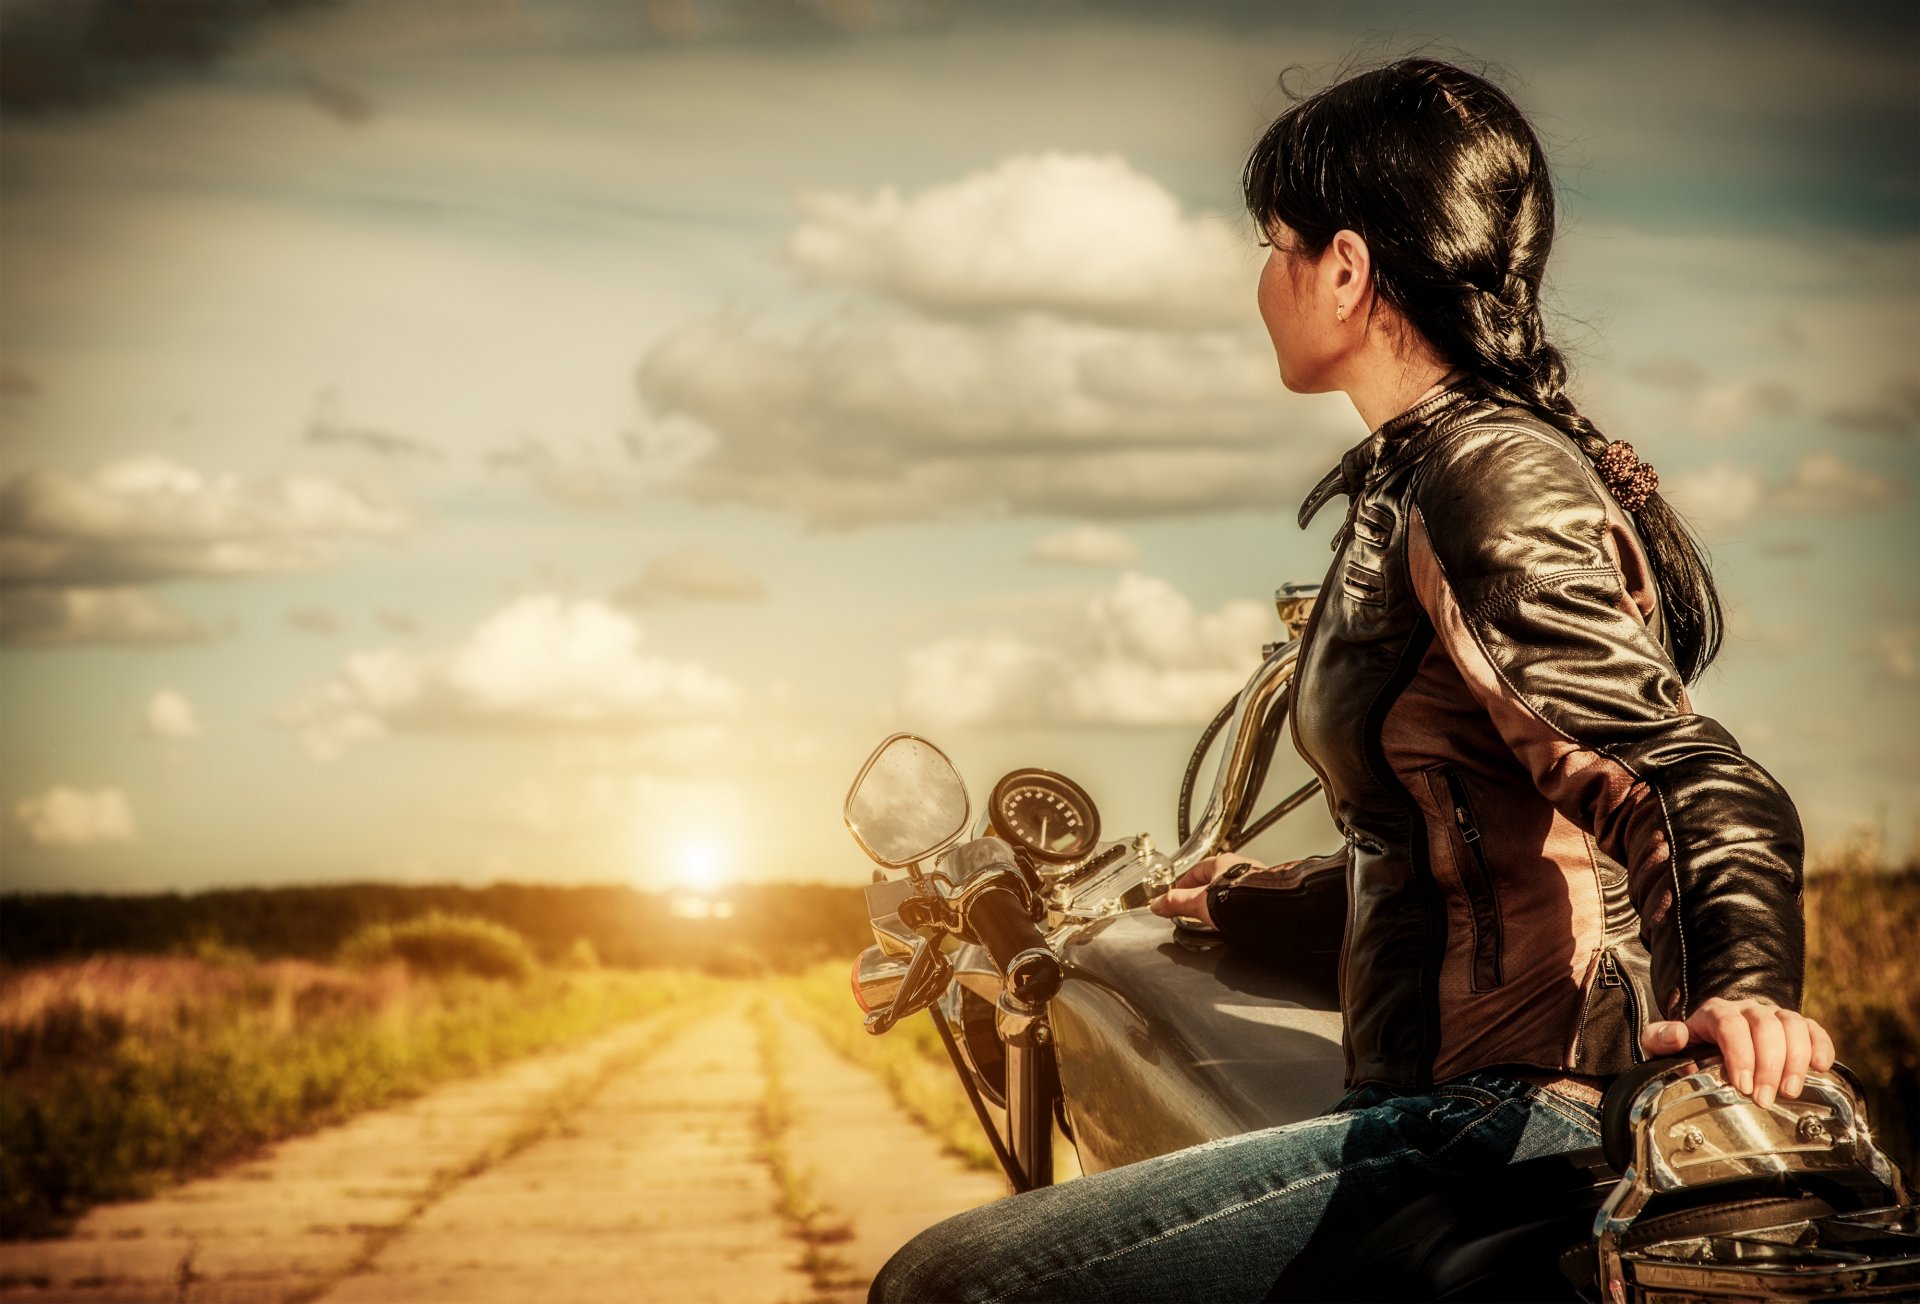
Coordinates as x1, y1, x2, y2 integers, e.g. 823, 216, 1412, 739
1414, 404, 1609, 516
1408, 402, 1619, 573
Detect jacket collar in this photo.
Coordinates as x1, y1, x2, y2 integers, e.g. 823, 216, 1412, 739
1296, 374, 1489, 531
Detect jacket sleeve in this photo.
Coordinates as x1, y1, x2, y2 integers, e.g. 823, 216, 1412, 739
1405, 425, 1804, 1021
1206, 848, 1349, 976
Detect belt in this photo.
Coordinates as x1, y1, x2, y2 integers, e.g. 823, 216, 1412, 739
1507, 1068, 1610, 1109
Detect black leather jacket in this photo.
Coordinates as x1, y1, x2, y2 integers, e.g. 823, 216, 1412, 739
1210, 378, 1805, 1090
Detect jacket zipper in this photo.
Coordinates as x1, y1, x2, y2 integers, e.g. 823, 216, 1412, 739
1441, 766, 1504, 990
1600, 949, 1645, 1064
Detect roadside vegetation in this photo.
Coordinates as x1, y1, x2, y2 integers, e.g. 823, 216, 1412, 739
1803, 842, 1919, 1182
0, 915, 710, 1240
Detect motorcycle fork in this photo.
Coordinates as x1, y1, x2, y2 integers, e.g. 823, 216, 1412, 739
997, 993, 1057, 1191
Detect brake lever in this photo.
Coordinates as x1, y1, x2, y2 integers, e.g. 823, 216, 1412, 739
863, 933, 952, 1035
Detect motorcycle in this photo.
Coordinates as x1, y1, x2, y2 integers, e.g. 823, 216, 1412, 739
843, 581, 1919, 1301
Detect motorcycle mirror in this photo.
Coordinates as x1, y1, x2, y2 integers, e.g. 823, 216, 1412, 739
845, 733, 971, 869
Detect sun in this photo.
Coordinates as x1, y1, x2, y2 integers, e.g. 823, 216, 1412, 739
676, 835, 729, 894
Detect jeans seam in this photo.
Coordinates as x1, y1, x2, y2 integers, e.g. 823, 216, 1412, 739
979, 1150, 1405, 1304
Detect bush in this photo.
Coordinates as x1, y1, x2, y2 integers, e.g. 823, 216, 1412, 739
561, 938, 601, 971
337, 912, 536, 982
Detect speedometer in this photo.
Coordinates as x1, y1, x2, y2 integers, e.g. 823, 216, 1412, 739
989, 768, 1101, 864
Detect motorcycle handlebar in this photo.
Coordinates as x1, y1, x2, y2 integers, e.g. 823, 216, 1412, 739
967, 883, 1062, 1005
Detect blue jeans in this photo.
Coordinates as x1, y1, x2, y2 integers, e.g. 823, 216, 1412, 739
870, 1070, 1604, 1303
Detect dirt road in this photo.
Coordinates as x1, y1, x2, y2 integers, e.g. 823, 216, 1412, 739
0, 995, 1006, 1304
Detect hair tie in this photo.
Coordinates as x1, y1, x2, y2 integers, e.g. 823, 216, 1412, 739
1596, 439, 1659, 512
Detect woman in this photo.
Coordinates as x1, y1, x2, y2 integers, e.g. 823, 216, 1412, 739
871, 57, 1833, 1303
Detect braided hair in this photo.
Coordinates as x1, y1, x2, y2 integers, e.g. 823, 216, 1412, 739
1243, 57, 1723, 682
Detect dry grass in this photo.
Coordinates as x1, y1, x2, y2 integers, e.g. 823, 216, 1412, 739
1803, 834, 1919, 1181
747, 999, 860, 1300
0, 950, 709, 1239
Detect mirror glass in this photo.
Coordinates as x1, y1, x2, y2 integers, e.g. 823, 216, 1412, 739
846, 735, 969, 867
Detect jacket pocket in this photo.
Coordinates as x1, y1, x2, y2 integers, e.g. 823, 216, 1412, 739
1425, 765, 1504, 991
1570, 944, 1648, 1074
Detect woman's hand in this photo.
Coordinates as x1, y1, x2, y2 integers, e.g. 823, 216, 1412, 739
1640, 997, 1837, 1108
1148, 855, 1267, 929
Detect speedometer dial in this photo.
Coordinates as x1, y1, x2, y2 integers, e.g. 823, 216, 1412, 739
989, 768, 1101, 864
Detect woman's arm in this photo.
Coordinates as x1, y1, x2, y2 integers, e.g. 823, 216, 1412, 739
1408, 423, 1827, 1104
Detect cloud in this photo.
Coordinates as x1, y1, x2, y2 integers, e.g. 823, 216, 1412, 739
305, 393, 440, 460
1025, 524, 1139, 567
142, 690, 201, 741
1871, 627, 1918, 682
13, 786, 135, 847
787, 152, 1252, 329
488, 437, 626, 509
376, 608, 419, 636
0, 362, 38, 397
0, 586, 209, 647
631, 152, 1359, 528
0, 0, 346, 113
296, 69, 373, 125
899, 572, 1270, 727
638, 305, 1333, 527
0, 456, 408, 587
1629, 357, 1709, 390
1662, 453, 1905, 536
1826, 376, 1920, 439
614, 547, 768, 605
287, 606, 340, 636
281, 594, 740, 760
1769, 453, 1905, 513
1625, 356, 1796, 440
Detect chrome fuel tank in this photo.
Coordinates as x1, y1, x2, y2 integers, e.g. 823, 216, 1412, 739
1050, 909, 1347, 1174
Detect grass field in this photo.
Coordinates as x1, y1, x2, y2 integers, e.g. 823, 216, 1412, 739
1802, 851, 1920, 1181
0, 928, 712, 1239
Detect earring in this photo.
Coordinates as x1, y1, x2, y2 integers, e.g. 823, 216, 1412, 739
1336, 305, 1348, 322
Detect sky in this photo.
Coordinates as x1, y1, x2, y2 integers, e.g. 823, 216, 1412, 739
1, 0, 1916, 896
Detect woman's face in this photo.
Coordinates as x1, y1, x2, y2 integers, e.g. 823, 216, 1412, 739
1251, 226, 1328, 395
1255, 221, 1346, 394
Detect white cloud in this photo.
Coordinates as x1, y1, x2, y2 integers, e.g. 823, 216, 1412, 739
487, 436, 628, 509
0, 456, 407, 586
142, 690, 201, 740
639, 305, 1339, 526
14, 787, 136, 847
614, 547, 767, 605
281, 594, 740, 760
629, 152, 1359, 529
1025, 523, 1139, 567
787, 152, 1253, 329
0, 586, 209, 647
1662, 453, 1904, 537
1872, 627, 1917, 681
899, 573, 1271, 727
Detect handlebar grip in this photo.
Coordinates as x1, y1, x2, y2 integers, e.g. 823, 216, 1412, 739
967, 883, 1062, 1005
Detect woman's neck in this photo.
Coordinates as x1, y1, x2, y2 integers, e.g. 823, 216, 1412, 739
1351, 363, 1468, 434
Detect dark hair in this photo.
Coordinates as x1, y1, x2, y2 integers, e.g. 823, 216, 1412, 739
1243, 57, 1722, 681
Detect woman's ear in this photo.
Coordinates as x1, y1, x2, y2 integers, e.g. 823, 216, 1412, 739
1325, 228, 1372, 318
